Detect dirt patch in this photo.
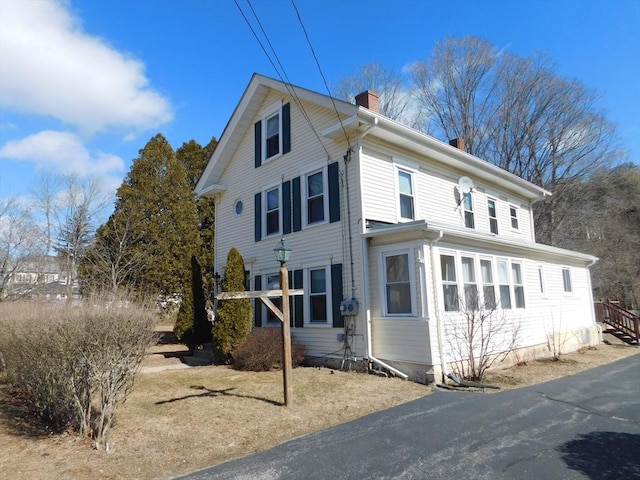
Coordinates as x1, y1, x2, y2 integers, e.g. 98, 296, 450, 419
1, 341, 637, 479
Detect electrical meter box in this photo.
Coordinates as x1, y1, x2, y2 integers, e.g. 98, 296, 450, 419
340, 299, 359, 316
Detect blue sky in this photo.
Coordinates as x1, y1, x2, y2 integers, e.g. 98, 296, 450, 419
1, 0, 639, 208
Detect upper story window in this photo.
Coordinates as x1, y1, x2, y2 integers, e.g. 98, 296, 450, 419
305, 169, 327, 226
398, 169, 415, 220
562, 267, 572, 293
463, 193, 475, 229
265, 111, 281, 160
487, 199, 498, 234
384, 252, 413, 315
265, 187, 280, 237
510, 206, 519, 230
254, 103, 291, 168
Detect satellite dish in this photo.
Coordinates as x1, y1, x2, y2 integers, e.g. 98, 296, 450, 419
458, 176, 475, 194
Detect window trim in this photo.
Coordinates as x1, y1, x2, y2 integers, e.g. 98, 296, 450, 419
509, 205, 520, 231
303, 167, 329, 228
262, 103, 283, 163
562, 267, 573, 293
487, 198, 499, 235
462, 192, 475, 229
302, 264, 333, 327
263, 185, 281, 238
396, 167, 416, 221
381, 249, 416, 317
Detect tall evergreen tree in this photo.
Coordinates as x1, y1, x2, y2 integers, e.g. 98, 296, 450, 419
213, 247, 252, 362
103, 134, 200, 297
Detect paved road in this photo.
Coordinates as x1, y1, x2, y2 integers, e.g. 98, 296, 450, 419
178, 354, 640, 480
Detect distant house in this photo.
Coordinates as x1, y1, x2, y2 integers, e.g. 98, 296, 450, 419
195, 74, 600, 382
3, 255, 76, 299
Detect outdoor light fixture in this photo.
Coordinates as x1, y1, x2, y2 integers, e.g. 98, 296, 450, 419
273, 237, 291, 266
213, 272, 222, 288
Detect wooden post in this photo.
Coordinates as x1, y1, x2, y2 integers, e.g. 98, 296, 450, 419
280, 265, 293, 406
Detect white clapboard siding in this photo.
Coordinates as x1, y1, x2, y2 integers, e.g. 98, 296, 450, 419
371, 318, 432, 364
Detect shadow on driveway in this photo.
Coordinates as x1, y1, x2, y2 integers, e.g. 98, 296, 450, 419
558, 431, 640, 479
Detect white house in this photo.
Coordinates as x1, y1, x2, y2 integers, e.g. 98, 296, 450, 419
195, 74, 600, 383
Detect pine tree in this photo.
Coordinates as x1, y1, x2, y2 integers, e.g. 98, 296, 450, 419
212, 247, 252, 362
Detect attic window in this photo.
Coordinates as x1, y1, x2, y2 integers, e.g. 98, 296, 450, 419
265, 112, 280, 159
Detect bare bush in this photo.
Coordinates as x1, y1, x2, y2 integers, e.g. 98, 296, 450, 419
446, 299, 521, 381
232, 328, 305, 372
0, 296, 158, 450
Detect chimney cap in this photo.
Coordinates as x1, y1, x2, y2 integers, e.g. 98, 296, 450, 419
355, 90, 380, 112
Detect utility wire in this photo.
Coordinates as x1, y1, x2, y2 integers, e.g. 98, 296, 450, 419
290, 0, 353, 152
234, 0, 332, 161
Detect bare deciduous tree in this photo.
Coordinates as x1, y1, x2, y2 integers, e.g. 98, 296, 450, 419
0, 197, 42, 299
446, 296, 521, 381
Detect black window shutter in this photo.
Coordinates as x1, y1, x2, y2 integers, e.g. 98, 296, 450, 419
282, 103, 291, 154
328, 162, 340, 223
282, 180, 292, 235
254, 275, 262, 327
292, 176, 302, 232
293, 269, 304, 328
254, 192, 262, 242
331, 263, 344, 328
254, 121, 262, 168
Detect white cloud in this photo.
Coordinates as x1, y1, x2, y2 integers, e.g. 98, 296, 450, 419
0, 130, 125, 177
0, 0, 173, 134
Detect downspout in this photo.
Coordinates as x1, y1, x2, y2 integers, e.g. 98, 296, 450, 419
362, 236, 409, 380
429, 231, 447, 383
358, 118, 408, 380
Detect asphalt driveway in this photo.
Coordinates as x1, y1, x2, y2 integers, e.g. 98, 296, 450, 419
178, 354, 640, 480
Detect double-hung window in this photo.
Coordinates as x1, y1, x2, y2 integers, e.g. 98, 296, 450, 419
385, 253, 412, 314
497, 260, 512, 309
265, 272, 281, 324
562, 268, 572, 293
463, 193, 475, 229
309, 268, 328, 323
512, 263, 525, 308
481, 259, 496, 310
398, 169, 415, 220
265, 187, 280, 236
265, 111, 281, 160
538, 265, 546, 295
510, 206, 519, 230
461, 257, 478, 310
306, 170, 326, 225
441, 255, 459, 312
487, 199, 498, 234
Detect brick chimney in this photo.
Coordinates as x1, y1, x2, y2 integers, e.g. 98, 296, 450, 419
355, 90, 379, 112
449, 138, 465, 151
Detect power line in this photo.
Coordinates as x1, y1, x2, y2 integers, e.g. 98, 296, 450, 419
290, 0, 353, 152
233, 0, 333, 161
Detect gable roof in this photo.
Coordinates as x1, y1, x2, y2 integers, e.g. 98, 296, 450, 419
195, 73, 356, 197
196, 73, 551, 202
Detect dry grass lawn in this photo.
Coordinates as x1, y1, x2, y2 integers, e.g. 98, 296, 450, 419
1, 337, 638, 480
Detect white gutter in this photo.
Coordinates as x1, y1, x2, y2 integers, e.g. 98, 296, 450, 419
428, 231, 447, 383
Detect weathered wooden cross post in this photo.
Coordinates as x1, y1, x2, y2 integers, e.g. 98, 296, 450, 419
216, 238, 300, 407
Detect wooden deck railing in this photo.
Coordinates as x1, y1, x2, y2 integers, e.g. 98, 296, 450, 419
594, 300, 640, 345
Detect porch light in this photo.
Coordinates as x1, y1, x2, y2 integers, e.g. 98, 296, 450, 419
274, 237, 292, 266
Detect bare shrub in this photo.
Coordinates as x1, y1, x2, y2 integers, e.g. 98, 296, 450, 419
232, 328, 305, 372
0, 295, 158, 450
446, 299, 521, 381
